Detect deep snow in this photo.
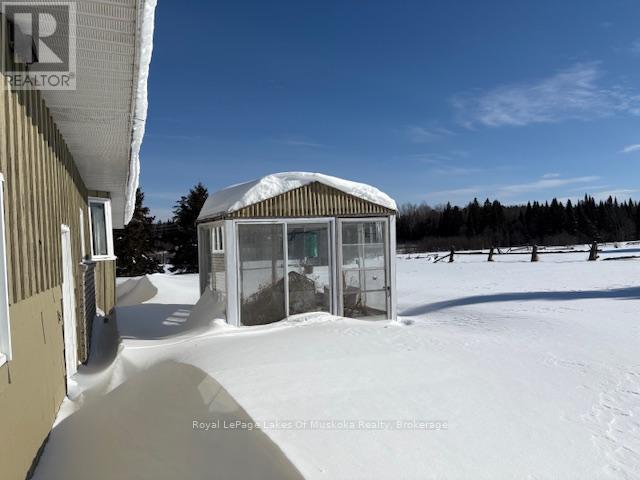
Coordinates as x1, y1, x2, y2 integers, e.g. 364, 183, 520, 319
35, 249, 640, 479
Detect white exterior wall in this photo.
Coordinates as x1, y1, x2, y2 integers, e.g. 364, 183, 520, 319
224, 220, 239, 326
389, 214, 397, 321
197, 215, 396, 326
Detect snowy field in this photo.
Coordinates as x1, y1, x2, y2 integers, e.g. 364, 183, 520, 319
35, 247, 640, 479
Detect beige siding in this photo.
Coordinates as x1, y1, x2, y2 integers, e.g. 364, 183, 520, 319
0, 287, 66, 480
0, 23, 116, 480
95, 259, 116, 315
1, 40, 89, 307
227, 182, 395, 220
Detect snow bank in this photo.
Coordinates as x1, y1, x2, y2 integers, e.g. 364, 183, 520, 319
198, 172, 397, 221
116, 276, 157, 306
34, 361, 302, 480
36, 258, 640, 479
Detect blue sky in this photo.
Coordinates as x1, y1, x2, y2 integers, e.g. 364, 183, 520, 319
141, 0, 640, 220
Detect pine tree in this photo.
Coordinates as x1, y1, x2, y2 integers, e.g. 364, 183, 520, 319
114, 189, 162, 276
564, 199, 577, 235
170, 183, 208, 273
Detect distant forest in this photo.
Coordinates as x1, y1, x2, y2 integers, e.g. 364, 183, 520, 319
397, 195, 640, 250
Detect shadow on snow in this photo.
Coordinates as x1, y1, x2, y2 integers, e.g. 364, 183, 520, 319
401, 286, 640, 316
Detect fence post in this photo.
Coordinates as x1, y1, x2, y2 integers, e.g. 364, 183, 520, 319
488, 247, 495, 262
588, 241, 599, 261
531, 245, 539, 262
449, 247, 455, 263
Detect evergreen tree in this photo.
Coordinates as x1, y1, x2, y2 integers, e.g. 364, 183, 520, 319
564, 199, 577, 235
170, 183, 208, 273
114, 189, 162, 276
396, 194, 639, 250
465, 198, 481, 237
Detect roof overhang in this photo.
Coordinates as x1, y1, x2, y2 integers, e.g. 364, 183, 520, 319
19, 0, 157, 228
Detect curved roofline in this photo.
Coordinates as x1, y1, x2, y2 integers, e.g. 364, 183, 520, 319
198, 172, 397, 222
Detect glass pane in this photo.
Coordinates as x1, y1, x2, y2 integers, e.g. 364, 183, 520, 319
341, 221, 388, 319
287, 223, 330, 315
341, 245, 361, 268
363, 291, 387, 318
364, 244, 385, 268
90, 202, 108, 256
364, 269, 386, 290
238, 224, 285, 325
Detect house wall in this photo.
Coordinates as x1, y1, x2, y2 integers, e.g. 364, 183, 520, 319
95, 259, 116, 314
0, 29, 116, 479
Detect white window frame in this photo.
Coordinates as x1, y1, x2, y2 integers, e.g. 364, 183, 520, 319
79, 207, 86, 259
233, 218, 336, 326
0, 174, 12, 364
211, 225, 224, 253
88, 197, 115, 261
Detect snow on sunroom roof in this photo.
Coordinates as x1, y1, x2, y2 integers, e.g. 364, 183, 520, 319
197, 172, 397, 221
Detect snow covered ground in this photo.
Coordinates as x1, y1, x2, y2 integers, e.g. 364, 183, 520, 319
35, 248, 640, 479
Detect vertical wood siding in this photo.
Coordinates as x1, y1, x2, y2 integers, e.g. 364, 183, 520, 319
226, 182, 395, 220
1, 30, 90, 308
95, 259, 116, 315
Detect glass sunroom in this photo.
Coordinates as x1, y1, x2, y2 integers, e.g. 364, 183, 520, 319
197, 173, 397, 326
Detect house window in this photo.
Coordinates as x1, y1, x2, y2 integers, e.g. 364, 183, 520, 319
88, 197, 114, 260
0, 174, 11, 364
212, 225, 224, 253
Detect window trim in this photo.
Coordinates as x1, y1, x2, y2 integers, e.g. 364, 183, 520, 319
211, 225, 224, 253
79, 207, 86, 259
0, 174, 12, 364
88, 197, 116, 261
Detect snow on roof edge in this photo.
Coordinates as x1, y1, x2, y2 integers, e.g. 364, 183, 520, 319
123, 0, 157, 225
198, 172, 397, 221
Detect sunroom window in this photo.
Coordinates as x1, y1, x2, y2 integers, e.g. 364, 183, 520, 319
88, 198, 114, 259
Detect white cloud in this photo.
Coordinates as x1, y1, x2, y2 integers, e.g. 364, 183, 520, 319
426, 175, 601, 203
591, 189, 637, 200
541, 173, 561, 179
274, 135, 324, 148
431, 166, 480, 176
453, 63, 640, 128
406, 151, 477, 175
497, 176, 600, 195
406, 126, 453, 143
631, 39, 640, 55
621, 144, 640, 154
559, 189, 638, 204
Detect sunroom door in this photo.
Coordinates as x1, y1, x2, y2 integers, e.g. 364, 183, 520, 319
237, 223, 286, 326
339, 219, 389, 319
286, 222, 332, 315
238, 221, 333, 325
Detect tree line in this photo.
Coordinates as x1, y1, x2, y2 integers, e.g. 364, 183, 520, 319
115, 183, 208, 276
116, 185, 640, 276
397, 196, 640, 251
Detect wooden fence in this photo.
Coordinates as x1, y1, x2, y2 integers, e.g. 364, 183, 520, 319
430, 241, 629, 263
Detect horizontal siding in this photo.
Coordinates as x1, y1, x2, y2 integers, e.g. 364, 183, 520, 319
228, 182, 395, 219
